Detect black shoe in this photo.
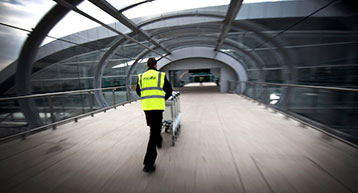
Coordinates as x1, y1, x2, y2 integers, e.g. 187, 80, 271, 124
157, 140, 162, 149
143, 164, 156, 173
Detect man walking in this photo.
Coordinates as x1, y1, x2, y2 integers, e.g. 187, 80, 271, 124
136, 57, 173, 173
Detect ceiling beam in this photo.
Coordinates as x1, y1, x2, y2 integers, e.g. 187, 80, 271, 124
88, 0, 171, 55
54, 0, 171, 61
118, 0, 155, 13
214, 0, 243, 52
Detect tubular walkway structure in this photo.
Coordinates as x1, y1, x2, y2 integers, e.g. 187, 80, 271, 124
0, 86, 356, 193
0, 0, 357, 192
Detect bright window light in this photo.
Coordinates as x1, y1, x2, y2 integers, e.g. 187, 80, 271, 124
112, 60, 135, 69
269, 93, 280, 104
112, 57, 160, 68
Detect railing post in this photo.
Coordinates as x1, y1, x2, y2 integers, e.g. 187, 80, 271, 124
263, 83, 269, 109
253, 82, 256, 99
44, 106, 48, 120
237, 81, 242, 93
283, 86, 292, 112
47, 96, 56, 130
88, 91, 93, 117
112, 88, 116, 109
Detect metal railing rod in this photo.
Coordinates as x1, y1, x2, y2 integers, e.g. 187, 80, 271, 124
228, 80, 357, 147
0, 85, 132, 101
0, 99, 138, 143
242, 96, 358, 148
229, 81, 358, 92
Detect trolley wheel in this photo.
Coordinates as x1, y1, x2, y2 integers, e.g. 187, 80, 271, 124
171, 136, 176, 146
165, 125, 171, 133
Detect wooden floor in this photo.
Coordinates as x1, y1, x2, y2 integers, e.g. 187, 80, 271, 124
0, 85, 357, 193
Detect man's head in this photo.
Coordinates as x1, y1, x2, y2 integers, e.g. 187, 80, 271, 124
147, 57, 157, 69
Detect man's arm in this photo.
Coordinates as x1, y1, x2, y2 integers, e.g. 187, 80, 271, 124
136, 78, 141, 97
163, 76, 173, 100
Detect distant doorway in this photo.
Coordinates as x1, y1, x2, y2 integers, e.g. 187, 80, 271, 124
168, 68, 220, 88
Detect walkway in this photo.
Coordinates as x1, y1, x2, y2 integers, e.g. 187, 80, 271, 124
0, 85, 357, 193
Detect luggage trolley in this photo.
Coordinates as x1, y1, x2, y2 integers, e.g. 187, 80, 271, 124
162, 92, 181, 146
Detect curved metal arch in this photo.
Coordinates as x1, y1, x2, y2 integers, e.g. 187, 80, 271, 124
137, 12, 293, 80
137, 11, 226, 28
16, 0, 83, 128
157, 46, 248, 93
148, 26, 273, 97
92, 14, 224, 107
146, 24, 264, 66
125, 43, 253, 87
161, 38, 264, 77
104, 11, 286, 82
146, 20, 285, 72
230, 21, 296, 105
124, 44, 248, 92
148, 23, 282, 72
96, 11, 294, 106
230, 22, 295, 79
148, 23, 222, 38
114, 32, 265, 105
93, 36, 130, 107
146, 26, 265, 78
118, 0, 155, 13
229, 21, 296, 107
150, 29, 220, 42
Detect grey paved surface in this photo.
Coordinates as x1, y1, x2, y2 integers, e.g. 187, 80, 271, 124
0, 85, 357, 193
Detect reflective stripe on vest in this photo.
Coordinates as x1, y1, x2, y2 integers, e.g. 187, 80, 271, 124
141, 95, 165, 99
140, 87, 164, 91
138, 70, 165, 110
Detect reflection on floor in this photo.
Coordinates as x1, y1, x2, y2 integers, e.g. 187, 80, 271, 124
0, 88, 357, 193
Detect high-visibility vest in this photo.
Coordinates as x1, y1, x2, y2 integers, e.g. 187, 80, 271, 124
138, 69, 166, 110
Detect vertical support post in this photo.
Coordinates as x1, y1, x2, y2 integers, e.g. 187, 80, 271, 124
88, 91, 94, 117
8, 101, 14, 121
263, 83, 269, 109
229, 81, 232, 93
237, 81, 241, 94
112, 88, 116, 109
10, 113, 14, 121
253, 82, 256, 99
313, 88, 319, 114
47, 96, 56, 130
283, 86, 292, 112
126, 85, 131, 102
44, 106, 48, 120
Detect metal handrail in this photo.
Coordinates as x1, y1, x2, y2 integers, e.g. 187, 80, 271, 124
228, 80, 358, 147
0, 85, 134, 101
229, 80, 358, 92
0, 99, 138, 143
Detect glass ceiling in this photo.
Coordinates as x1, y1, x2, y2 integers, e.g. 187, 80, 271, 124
0, 0, 356, 89
0, 0, 231, 71
0, 0, 293, 71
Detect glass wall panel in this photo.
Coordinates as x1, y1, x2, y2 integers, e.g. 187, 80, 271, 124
0, 99, 26, 138
117, 0, 230, 19
0, 1, 55, 70
247, 70, 259, 81
0, 25, 28, 72
265, 69, 283, 83
289, 88, 358, 142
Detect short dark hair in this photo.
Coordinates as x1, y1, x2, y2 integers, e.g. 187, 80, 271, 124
147, 57, 157, 68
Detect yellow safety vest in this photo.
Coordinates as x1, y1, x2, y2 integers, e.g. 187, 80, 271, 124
138, 69, 166, 110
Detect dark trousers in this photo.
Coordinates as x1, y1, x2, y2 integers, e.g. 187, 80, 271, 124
143, 110, 163, 166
